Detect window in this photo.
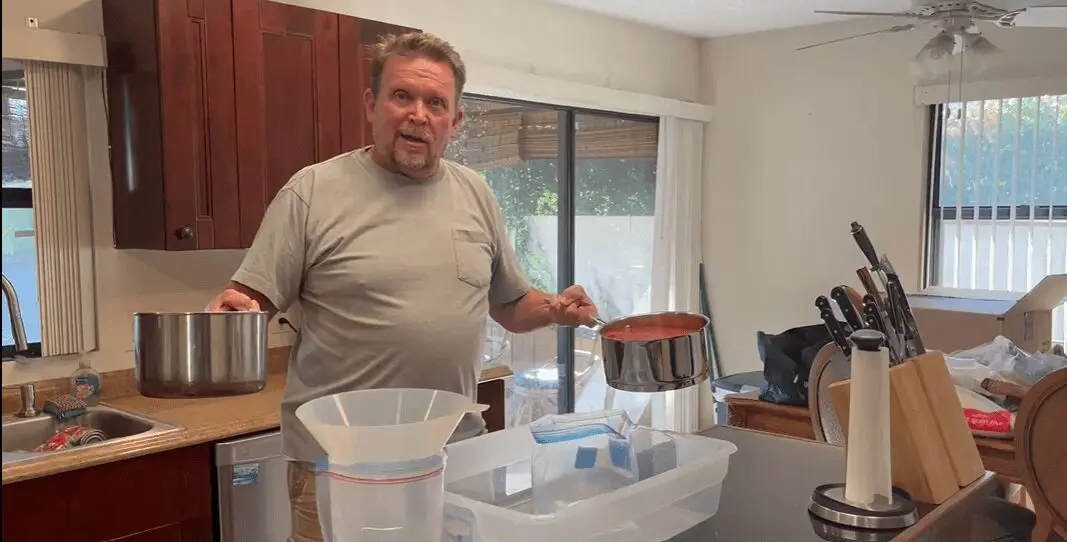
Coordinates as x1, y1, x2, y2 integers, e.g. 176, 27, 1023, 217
925, 94, 1066, 347
2, 66, 42, 358
446, 96, 658, 425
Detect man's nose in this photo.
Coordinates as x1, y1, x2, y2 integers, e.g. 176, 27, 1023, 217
408, 101, 428, 124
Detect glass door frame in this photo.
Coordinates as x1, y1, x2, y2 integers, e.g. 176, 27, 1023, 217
464, 93, 659, 414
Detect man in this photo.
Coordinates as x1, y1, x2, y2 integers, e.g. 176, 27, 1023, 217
207, 32, 598, 541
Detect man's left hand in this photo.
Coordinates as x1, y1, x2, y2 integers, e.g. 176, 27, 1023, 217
549, 285, 599, 327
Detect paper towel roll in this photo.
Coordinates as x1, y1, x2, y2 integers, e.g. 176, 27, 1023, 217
844, 329, 892, 505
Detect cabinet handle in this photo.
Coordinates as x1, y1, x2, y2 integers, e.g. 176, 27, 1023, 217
176, 226, 195, 240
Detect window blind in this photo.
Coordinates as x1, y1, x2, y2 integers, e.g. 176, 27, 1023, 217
928, 94, 1066, 348
24, 60, 97, 356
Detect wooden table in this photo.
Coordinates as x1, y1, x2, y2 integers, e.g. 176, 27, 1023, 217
724, 391, 1021, 483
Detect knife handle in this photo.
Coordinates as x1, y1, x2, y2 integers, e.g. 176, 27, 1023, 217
856, 267, 886, 310
831, 286, 864, 332
862, 298, 883, 332
816, 295, 852, 356
850, 221, 881, 270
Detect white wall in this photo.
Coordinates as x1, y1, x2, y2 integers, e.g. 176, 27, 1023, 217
277, 0, 701, 103
2, 0, 702, 384
697, 18, 1067, 426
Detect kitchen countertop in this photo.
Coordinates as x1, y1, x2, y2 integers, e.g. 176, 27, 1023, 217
671, 427, 1002, 541
2, 364, 513, 485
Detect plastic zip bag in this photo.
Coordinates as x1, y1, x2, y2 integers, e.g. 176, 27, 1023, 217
529, 410, 637, 514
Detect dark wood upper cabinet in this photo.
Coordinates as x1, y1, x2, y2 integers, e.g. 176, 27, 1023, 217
102, 0, 416, 250
338, 17, 413, 152
103, 0, 242, 250
232, 0, 342, 247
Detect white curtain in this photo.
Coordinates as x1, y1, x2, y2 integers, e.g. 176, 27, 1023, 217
649, 117, 706, 433
24, 61, 97, 356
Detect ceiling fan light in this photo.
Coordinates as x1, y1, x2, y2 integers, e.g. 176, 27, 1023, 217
909, 31, 957, 77
959, 33, 1001, 75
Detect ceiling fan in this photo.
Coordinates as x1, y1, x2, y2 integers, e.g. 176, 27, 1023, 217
797, 1, 1067, 75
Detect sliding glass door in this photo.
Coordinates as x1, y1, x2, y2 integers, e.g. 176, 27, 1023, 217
446, 96, 659, 427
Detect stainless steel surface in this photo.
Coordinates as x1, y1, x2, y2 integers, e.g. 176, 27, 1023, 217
809, 483, 918, 530
669, 427, 998, 541
215, 430, 290, 542
133, 311, 269, 398
1, 404, 180, 465
596, 311, 711, 393
2, 273, 29, 353
16, 384, 38, 418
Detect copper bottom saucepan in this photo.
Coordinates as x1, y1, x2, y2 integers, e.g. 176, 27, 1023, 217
589, 311, 711, 393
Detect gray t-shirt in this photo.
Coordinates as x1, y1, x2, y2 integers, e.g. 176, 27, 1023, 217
232, 147, 531, 462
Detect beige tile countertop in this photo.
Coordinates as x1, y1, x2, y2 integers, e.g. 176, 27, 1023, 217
2, 359, 512, 486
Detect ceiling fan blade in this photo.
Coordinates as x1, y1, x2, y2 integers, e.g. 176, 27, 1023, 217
1000, 6, 1067, 27
813, 9, 923, 17
797, 24, 917, 51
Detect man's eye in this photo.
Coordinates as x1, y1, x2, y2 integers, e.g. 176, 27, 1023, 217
393, 91, 409, 101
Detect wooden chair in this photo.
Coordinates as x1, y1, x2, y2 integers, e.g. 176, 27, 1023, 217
1015, 367, 1067, 542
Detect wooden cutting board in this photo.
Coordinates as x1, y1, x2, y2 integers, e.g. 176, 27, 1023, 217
829, 361, 959, 504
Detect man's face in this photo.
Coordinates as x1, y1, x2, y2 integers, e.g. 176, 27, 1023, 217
364, 55, 463, 179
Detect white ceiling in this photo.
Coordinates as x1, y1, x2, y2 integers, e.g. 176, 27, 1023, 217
539, 0, 1058, 38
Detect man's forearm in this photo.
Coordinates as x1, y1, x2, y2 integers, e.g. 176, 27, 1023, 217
490, 289, 555, 333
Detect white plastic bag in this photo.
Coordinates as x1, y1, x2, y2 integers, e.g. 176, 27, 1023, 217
949, 335, 1067, 387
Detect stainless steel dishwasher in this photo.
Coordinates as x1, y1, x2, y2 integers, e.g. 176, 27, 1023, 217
215, 430, 292, 541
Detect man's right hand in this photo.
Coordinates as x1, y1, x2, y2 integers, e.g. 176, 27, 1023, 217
206, 288, 262, 312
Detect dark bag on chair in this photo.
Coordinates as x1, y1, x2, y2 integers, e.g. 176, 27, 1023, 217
756, 324, 834, 406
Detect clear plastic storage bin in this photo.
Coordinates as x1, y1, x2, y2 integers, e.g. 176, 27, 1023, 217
442, 425, 737, 542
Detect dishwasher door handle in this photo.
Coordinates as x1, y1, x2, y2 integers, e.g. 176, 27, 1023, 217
215, 430, 283, 466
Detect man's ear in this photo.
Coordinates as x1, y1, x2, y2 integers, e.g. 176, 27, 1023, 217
363, 88, 376, 119
449, 107, 464, 139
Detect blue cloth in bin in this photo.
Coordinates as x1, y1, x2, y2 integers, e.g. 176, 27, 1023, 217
573, 441, 632, 470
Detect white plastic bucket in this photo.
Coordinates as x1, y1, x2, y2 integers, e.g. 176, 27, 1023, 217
295, 388, 489, 464
316, 453, 446, 541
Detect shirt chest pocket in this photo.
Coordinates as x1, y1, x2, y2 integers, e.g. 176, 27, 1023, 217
453, 229, 493, 289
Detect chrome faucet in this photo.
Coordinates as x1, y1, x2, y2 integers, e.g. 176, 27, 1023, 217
16, 384, 38, 418
1, 274, 29, 353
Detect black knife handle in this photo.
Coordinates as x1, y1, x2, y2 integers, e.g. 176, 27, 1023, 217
816, 295, 851, 356
831, 286, 864, 332
884, 275, 926, 354
862, 296, 883, 331
850, 221, 881, 270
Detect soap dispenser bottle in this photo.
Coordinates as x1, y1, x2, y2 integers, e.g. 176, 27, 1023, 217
71, 357, 102, 406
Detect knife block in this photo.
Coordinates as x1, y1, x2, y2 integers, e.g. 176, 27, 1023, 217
828, 351, 985, 504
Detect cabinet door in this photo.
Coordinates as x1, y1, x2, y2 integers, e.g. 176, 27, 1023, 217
2, 444, 213, 542
104, 0, 241, 250
157, 0, 242, 249
233, 0, 341, 247
338, 16, 418, 152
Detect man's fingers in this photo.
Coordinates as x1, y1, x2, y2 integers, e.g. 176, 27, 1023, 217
210, 289, 260, 312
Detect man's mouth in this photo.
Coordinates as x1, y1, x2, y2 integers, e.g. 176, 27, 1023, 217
400, 133, 427, 145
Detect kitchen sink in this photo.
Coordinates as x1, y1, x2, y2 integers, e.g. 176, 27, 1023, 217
1, 404, 180, 465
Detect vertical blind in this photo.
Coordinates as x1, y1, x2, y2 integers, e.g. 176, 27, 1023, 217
25, 61, 97, 356
929, 94, 1066, 347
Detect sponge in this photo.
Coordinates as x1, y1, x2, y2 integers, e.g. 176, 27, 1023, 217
42, 394, 88, 421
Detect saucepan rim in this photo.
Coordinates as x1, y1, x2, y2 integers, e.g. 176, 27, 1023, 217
593, 310, 710, 342
133, 311, 269, 316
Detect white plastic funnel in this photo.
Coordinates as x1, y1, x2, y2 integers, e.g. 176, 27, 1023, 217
295, 388, 489, 465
